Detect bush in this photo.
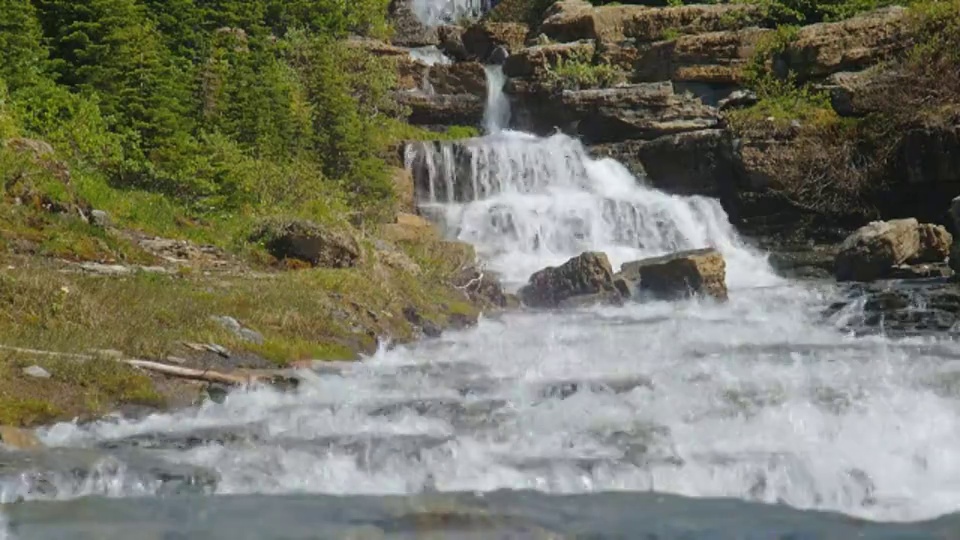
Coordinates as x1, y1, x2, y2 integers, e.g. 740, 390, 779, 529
543, 50, 626, 90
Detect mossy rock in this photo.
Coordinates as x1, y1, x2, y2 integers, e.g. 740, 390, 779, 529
251, 219, 361, 268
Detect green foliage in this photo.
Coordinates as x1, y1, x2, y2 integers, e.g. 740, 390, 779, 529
0, 0, 50, 91
485, 0, 557, 26
0, 0, 421, 254
543, 51, 626, 90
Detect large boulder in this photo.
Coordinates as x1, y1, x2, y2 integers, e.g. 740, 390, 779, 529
616, 248, 728, 301
519, 252, 621, 308
251, 219, 361, 268
834, 218, 952, 281
781, 7, 909, 81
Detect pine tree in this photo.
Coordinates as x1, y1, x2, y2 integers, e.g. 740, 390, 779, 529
33, 0, 193, 151
0, 0, 51, 91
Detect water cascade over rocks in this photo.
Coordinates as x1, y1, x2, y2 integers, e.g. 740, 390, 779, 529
7, 44, 960, 539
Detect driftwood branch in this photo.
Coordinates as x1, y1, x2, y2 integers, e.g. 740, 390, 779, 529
124, 359, 257, 386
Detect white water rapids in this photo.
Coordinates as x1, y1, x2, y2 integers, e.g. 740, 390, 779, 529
5, 58, 960, 533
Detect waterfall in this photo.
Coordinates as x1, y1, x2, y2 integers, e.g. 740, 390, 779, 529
406, 68, 775, 288
483, 65, 511, 133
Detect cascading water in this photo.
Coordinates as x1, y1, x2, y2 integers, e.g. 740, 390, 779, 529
482, 65, 510, 134
406, 130, 776, 288
5, 42, 960, 540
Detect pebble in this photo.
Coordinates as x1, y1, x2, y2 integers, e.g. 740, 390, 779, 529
22, 365, 51, 379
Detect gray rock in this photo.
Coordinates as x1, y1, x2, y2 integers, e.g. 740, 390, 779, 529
89, 209, 111, 228
212, 315, 242, 333
22, 365, 51, 379
718, 89, 758, 111
212, 316, 264, 344
239, 328, 265, 345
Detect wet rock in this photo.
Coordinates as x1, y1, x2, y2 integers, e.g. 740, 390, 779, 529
503, 40, 596, 78
767, 244, 839, 279
437, 25, 468, 60
403, 306, 442, 337
887, 263, 953, 280
0, 426, 41, 450
519, 252, 620, 308
590, 129, 739, 199
541, 0, 760, 44
835, 219, 952, 282
781, 7, 908, 81
617, 248, 728, 301
22, 365, 51, 379
388, 0, 439, 47
826, 281, 960, 336
462, 22, 528, 62
455, 267, 511, 309
251, 219, 361, 268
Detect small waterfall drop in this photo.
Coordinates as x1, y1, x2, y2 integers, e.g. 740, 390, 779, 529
483, 65, 510, 133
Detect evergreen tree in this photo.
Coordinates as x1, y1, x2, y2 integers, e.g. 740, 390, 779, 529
142, 0, 207, 60
0, 0, 51, 91
195, 0, 267, 34
33, 0, 193, 151
265, 0, 390, 37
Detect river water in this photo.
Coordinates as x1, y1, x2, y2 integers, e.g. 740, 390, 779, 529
4, 51, 960, 540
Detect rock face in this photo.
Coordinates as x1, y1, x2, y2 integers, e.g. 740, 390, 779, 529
632, 28, 772, 85
540, 0, 759, 44
834, 218, 952, 282
252, 220, 361, 268
393, 61, 488, 128
503, 40, 597, 78
516, 82, 718, 144
462, 22, 528, 62
388, 0, 439, 47
780, 7, 908, 81
519, 252, 621, 308
617, 248, 728, 301
590, 129, 740, 201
